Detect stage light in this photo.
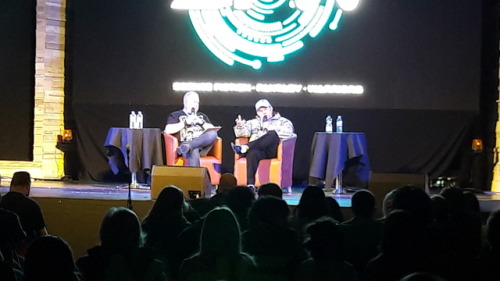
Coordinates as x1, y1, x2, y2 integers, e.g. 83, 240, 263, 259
63, 129, 73, 142
472, 139, 483, 153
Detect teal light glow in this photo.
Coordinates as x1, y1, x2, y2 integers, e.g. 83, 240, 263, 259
172, 0, 359, 69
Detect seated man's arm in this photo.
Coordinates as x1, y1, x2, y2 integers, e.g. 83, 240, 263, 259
275, 118, 294, 139
164, 112, 186, 134
234, 121, 252, 138
164, 122, 185, 135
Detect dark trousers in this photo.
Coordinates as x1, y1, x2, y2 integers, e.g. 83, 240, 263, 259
245, 131, 280, 185
185, 130, 217, 166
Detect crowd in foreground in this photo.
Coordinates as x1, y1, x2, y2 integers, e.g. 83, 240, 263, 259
1, 171, 500, 281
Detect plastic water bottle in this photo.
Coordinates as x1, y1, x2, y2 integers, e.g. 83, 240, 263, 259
325, 115, 333, 133
129, 111, 136, 129
137, 111, 143, 129
336, 115, 343, 133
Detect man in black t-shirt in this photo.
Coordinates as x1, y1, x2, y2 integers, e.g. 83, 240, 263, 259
164, 91, 218, 166
0, 171, 47, 243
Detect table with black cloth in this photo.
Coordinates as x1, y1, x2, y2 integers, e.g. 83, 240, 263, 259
309, 132, 371, 191
104, 127, 164, 185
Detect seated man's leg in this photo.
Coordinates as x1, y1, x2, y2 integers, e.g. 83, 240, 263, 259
191, 130, 217, 150
245, 131, 280, 185
179, 130, 217, 167
248, 131, 280, 158
246, 149, 266, 186
186, 148, 201, 167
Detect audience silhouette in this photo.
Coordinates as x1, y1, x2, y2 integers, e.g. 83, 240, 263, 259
295, 216, 356, 281
340, 190, 383, 281
3, 174, 499, 281
76, 207, 167, 281
23, 235, 82, 281
291, 185, 330, 240
242, 196, 306, 281
179, 207, 257, 281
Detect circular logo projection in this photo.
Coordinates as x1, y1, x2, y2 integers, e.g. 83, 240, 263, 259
171, 0, 359, 69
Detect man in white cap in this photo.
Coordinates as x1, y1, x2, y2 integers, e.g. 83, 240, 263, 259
165, 91, 218, 166
233, 99, 294, 187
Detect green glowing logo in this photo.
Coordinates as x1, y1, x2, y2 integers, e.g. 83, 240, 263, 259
172, 0, 359, 69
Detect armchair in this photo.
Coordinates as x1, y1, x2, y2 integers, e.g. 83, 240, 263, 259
233, 134, 296, 193
162, 133, 222, 185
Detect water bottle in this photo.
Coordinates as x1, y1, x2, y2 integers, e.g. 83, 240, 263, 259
336, 115, 343, 133
129, 111, 136, 129
325, 115, 333, 133
137, 111, 143, 129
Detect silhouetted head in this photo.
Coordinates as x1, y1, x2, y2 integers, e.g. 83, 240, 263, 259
100, 207, 143, 253
23, 235, 80, 281
463, 191, 480, 214
325, 197, 344, 223
249, 196, 290, 228
487, 209, 500, 249
200, 207, 241, 257
392, 185, 431, 225
304, 217, 342, 260
258, 182, 283, 199
351, 189, 376, 218
0, 209, 26, 247
225, 185, 255, 218
440, 186, 465, 214
382, 188, 398, 217
430, 194, 449, 225
10, 171, 31, 195
296, 185, 328, 220
380, 210, 422, 255
146, 185, 186, 220
217, 173, 237, 194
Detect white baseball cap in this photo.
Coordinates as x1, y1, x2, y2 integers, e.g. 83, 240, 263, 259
255, 99, 272, 111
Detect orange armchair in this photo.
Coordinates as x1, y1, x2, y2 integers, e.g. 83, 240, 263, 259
162, 133, 222, 185
233, 134, 296, 192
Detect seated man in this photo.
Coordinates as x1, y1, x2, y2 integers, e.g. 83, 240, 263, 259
0, 171, 48, 243
164, 91, 218, 166
233, 99, 294, 187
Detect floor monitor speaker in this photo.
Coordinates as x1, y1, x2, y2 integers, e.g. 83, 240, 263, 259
151, 165, 212, 200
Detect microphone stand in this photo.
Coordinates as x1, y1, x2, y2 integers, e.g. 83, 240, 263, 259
126, 145, 133, 210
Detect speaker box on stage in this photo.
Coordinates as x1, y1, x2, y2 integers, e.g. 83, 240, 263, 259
151, 165, 212, 200
369, 173, 428, 212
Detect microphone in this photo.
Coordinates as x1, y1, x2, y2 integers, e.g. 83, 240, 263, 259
191, 108, 195, 115
260, 115, 268, 130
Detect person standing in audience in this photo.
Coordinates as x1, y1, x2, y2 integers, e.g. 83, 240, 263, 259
164, 91, 218, 167
0, 171, 47, 243
233, 99, 294, 187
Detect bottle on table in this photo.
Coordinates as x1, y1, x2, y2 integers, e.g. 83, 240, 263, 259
129, 111, 136, 129
325, 115, 333, 133
336, 115, 343, 133
137, 111, 143, 129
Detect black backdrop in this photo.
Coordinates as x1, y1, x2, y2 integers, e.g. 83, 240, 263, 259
64, 0, 496, 187
0, 0, 35, 161
0, 0, 497, 189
